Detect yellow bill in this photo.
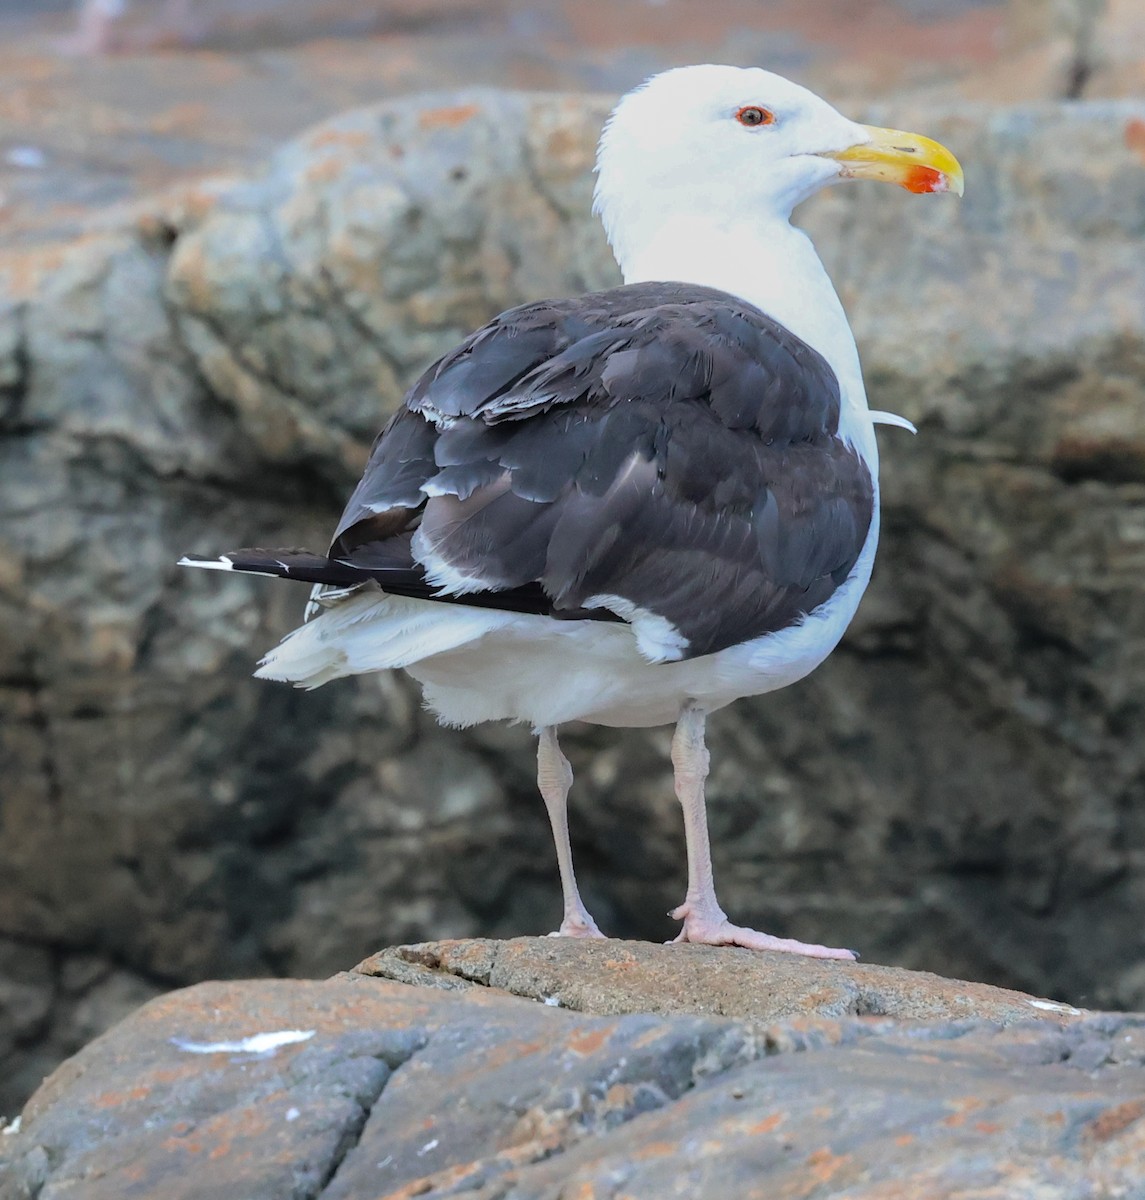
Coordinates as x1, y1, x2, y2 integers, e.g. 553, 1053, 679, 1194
820, 125, 964, 196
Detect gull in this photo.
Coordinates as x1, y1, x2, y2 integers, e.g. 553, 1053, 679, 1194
182, 65, 963, 959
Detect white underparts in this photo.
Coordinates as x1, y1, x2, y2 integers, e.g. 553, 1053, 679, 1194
254, 590, 513, 691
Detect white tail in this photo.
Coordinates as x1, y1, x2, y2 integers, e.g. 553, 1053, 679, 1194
254, 592, 512, 689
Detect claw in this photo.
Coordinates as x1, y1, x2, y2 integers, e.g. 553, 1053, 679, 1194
671, 903, 856, 961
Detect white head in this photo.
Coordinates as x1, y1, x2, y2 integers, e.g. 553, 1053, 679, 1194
594, 64, 963, 279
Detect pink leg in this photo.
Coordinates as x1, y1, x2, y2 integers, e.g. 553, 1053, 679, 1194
537, 727, 605, 940
668, 702, 856, 961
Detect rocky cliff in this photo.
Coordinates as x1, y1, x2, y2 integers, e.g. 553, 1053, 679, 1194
3, 941, 1143, 1199
3, 77, 1145, 1117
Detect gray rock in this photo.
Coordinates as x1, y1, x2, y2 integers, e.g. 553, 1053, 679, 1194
0, 959, 1142, 1199
3, 0, 1132, 251
3, 83, 1145, 1121
359, 937, 1090, 1024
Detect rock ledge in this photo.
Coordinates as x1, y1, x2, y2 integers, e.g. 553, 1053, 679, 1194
358, 936, 1087, 1025
3, 941, 1143, 1199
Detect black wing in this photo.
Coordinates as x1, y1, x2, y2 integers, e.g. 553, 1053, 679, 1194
324, 281, 873, 661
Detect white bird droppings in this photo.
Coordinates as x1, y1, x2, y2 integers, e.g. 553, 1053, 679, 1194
170, 1029, 316, 1055
285, 1107, 301, 1122
2, 1116, 21, 1136
5, 147, 46, 170
543, 994, 561, 1007
417, 1138, 439, 1157
1028, 999, 1083, 1016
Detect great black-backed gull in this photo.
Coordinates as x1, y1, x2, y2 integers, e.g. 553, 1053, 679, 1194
182, 65, 963, 959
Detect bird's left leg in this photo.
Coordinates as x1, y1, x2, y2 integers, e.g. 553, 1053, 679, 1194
537, 726, 605, 939
668, 700, 856, 960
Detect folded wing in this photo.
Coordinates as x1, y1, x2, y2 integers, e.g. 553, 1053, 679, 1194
326, 281, 874, 661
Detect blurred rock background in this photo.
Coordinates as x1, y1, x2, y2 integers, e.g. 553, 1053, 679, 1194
0, 0, 1143, 1116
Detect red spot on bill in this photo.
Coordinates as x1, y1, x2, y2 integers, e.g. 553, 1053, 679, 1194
900, 164, 946, 194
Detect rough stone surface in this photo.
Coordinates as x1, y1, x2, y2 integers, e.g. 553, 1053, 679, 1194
1, 951, 1143, 1199
2, 0, 1138, 248
3, 0, 1145, 1122
359, 938, 1089, 1025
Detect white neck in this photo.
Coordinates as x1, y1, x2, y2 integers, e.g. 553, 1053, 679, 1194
616, 212, 867, 410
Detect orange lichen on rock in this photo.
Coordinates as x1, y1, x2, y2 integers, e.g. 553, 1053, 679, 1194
1125, 117, 1145, 164
418, 103, 481, 130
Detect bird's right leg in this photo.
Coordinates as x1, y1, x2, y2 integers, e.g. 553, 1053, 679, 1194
668, 701, 855, 960
537, 726, 605, 939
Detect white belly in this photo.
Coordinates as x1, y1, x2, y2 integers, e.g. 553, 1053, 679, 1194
408, 506, 879, 728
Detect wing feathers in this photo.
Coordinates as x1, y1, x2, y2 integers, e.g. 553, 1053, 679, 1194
204, 282, 873, 661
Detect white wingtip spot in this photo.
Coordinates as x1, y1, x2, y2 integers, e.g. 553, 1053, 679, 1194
177, 555, 235, 571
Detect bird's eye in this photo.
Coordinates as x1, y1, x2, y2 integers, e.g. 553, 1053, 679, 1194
736, 105, 776, 128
